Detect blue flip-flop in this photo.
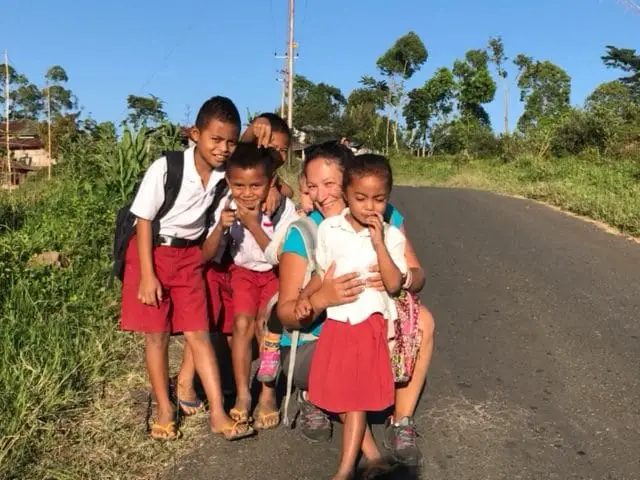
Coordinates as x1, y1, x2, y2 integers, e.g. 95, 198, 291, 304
178, 398, 205, 416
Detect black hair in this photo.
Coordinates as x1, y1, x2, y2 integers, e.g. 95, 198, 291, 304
343, 153, 393, 193
195, 96, 241, 130
225, 142, 278, 179
257, 112, 291, 139
303, 140, 355, 176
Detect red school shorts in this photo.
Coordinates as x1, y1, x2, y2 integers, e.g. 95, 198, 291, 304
205, 262, 235, 335
229, 265, 279, 318
120, 236, 208, 334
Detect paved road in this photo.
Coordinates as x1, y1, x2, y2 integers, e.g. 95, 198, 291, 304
165, 187, 640, 480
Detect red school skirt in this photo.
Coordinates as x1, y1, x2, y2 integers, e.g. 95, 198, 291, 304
308, 313, 394, 414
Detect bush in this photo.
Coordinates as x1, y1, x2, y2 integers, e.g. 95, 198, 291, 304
0, 126, 170, 478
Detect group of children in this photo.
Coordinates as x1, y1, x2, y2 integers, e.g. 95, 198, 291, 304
119, 95, 411, 478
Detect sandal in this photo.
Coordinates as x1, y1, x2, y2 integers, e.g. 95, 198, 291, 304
213, 420, 256, 441
178, 398, 205, 416
229, 407, 251, 423
253, 404, 280, 430
150, 420, 181, 441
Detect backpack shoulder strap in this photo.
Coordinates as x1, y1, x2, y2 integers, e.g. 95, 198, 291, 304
155, 151, 184, 223
204, 178, 229, 231
270, 195, 288, 228
289, 216, 319, 285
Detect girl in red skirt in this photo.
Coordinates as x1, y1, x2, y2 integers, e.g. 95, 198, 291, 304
301, 154, 408, 479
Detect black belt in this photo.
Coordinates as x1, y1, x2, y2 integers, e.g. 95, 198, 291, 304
154, 235, 201, 248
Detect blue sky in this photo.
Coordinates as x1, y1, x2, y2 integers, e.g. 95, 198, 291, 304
2, 0, 638, 131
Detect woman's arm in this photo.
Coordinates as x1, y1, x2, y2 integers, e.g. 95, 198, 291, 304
277, 254, 365, 330
400, 224, 426, 293
277, 252, 316, 329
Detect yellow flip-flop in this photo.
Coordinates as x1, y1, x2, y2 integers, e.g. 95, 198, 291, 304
213, 420, 256, 441
253, 405, 280, 430
150, 420, 182, 441
229, 407, 251, 423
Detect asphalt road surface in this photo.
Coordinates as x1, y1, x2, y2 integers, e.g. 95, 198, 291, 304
164, 187, 640, 480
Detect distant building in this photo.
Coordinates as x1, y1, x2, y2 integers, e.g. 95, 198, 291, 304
0, 157, 39, 188
0, 120, 53, 188
0, 120, 54, 169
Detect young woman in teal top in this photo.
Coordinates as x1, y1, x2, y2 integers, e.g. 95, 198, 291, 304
275, 142, 435, 465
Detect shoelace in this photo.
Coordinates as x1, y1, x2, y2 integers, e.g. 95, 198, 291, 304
395, 424, 418, 448
300, 403, 329, 428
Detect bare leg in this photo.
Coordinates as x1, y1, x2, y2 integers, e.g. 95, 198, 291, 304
176, 342, 201, 414
183, 330, 247, 437
338, 413, 381, 462
334, 411, 367, 480
145, 332, 176, 438
231, 313, 255, 419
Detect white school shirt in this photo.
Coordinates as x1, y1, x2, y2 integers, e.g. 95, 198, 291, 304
315, 209, 407, 325
129, 147, 226, 240
210, 193, 299, 271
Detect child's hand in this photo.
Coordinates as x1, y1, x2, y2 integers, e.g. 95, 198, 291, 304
138, 274, 163, 307
299, 191, 314, 214
366, 263, 386, 292
367, 213, 385, 249
263, 184, 281, 216
235, 201, 260, 228
217, 197, 236, 230
252, 118, 272, 148
294, 297, 313, 321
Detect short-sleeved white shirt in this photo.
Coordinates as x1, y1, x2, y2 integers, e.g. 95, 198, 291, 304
129, 147, 226, 241
211, 193, 299, 271
315, 208, 407, 325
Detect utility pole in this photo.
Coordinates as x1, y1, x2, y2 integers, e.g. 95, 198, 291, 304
47, 81, 52, 180
286, 0, 295, 133
274, 0, 297, 164
274, 54, 288, 118
4, 50, 11, 186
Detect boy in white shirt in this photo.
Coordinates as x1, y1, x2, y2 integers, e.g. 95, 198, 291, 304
119, 96, 253, 441
202, 143, 298, 431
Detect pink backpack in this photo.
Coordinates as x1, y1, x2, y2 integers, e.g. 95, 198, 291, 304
390, 290, 422, 384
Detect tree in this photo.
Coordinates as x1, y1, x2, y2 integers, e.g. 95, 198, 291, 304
376, 31, 428, 152
126, 94, 167, 130
341, 76, 388, 149
586, 80, 636, 116
292, 75, 345, 138
404, 67, 455, 155
44, 66, 76, 118
452, 49, 497, 126
0, 65, 29, 119
488, 36, 509, 134
514, 55, 571, 131
601, 46, 640, 101
12, 83, 44, 119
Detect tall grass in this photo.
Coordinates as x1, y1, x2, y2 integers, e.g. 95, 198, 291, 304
391, 154, 640, 237
0, 126, 182, 478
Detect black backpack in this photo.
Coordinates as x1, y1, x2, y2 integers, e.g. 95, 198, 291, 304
110, 151, 228, 282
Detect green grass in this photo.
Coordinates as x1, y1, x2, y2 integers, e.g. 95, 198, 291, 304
0, 176, 206, 479
390, 154, 640, 237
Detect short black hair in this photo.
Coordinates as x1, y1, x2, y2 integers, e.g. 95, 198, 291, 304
225, 142, 278, 179
343, 153, 393, 193
257, 112, 291, 139
195, 96, 241, 130
303, 140, 355, 176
